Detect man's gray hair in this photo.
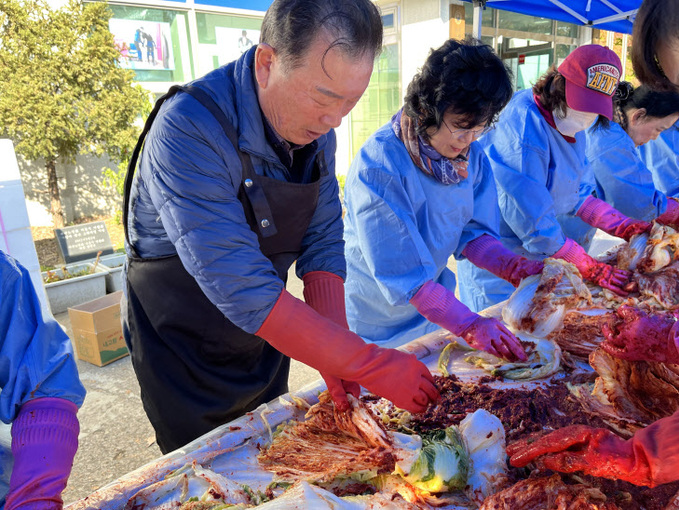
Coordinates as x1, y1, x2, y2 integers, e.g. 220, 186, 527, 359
260, 0, 383, 72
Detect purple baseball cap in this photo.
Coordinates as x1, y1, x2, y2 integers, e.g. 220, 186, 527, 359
558, 44, 622, 120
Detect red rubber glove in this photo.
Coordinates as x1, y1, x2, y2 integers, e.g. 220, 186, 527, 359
256, 290, 439, 413
410, 281, 527, 362
553, 238, 632, 296
302, 271, 361, 412
508, 413, 679, 487
6, 398, 80, 510
656, 197, 679, 230
600, 305, 679, 364
577, 196, 652, 241
462, 234, 544, 287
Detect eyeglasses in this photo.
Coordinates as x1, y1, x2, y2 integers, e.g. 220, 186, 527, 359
442, 119, 494, 139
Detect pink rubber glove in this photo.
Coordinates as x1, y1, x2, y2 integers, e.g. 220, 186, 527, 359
508, 412, 679, 487
656, 197, 679, 229
302, 271, 361, 412
462, 234, 544, 287
577, 196, 651, 241
6, 397, 80, 510
257, 290, 439, 413
410, 281, 527, 361
600, 305, 679, 364
553, 238, 632, 296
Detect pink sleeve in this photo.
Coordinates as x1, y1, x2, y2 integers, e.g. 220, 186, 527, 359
410, 281, 477, 336
577, 196, 645, 239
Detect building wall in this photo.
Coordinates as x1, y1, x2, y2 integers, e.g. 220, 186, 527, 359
400, 0, 450, 96
18, 153, 120, 226
21, 0, 597, 224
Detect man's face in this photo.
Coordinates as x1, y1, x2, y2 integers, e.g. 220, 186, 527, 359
255, 35, 374, 145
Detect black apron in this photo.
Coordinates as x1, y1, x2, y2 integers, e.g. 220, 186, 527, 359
122, 85, 324, 453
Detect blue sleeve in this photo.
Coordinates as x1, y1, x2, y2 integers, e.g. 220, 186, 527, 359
587, 127, 667, 220
638, 125, 679, 198
0, 253, 85, 424
457, 147, 501, 256
345, 148, 438, 306
484, 126, 567, 256
296, 132, 347, 279
143, 100, 283, 334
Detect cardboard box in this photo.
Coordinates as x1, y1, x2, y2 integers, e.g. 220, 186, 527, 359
68, 291, 129, 366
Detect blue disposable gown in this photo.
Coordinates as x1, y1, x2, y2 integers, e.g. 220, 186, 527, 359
343, 122, 501, 348
638, 120, 679, 197
586, 121, 668, 220
0, 251, 86, 507
457, 89, 595, 312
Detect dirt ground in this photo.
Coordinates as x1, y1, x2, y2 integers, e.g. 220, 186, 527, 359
32, 215, 126, 268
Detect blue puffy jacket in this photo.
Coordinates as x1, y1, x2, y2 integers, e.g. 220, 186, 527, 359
125, 46, 345, 334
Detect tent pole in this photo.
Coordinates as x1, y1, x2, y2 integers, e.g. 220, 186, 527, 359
472, 0, 484, 40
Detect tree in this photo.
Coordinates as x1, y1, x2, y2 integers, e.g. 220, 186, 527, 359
0, 0, 151, 227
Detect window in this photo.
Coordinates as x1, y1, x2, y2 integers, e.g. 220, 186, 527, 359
109, 5, 192, 84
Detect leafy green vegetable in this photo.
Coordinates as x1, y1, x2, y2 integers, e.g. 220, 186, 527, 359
404, 426, 468, 493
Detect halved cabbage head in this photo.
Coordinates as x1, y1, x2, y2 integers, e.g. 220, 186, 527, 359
502, 258, 590, 338
404, 426, 468, 493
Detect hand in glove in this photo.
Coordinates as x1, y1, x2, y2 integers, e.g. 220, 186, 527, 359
554, 238, 632, 296
410, 281, 527, 362
577, 196, 652, 241
459, 316, 529, 362
507, 416, 679, 488
462, 234, 544, 287
257, 290, 439, 414
6, 398, 80, 510
302, 271, 361, 412
600, 305, 679, 364
656, 197, 679, 230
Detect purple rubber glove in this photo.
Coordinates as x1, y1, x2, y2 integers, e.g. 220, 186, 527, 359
656, 197, 679, 230
462, 234, 544, 287
553, 238, 633, 296
6, 397, 80, 510
410, 281, 527, 361
577, 196, 651, 241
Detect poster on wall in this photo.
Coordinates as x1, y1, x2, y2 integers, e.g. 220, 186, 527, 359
215, 27, 260, 67
109, 19, 175, 70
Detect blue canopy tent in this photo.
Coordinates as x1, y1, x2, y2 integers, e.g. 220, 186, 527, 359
174, 0, 273, 11
463, 0, 643, 35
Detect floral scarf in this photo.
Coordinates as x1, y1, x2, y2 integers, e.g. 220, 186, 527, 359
391, 108, 469, 185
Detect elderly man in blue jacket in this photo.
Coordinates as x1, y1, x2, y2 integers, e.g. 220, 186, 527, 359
123, 0, 439, 453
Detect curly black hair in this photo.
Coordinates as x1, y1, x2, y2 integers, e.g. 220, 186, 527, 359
403, 37, 513, 137
613, 81, 679, 132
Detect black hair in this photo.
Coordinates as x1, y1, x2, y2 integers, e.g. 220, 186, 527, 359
260, 0, 382, 72
533, 65, 609, 130
403, 37, 513, 136
613, 81, 679, 131
632, 0, 679, 91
